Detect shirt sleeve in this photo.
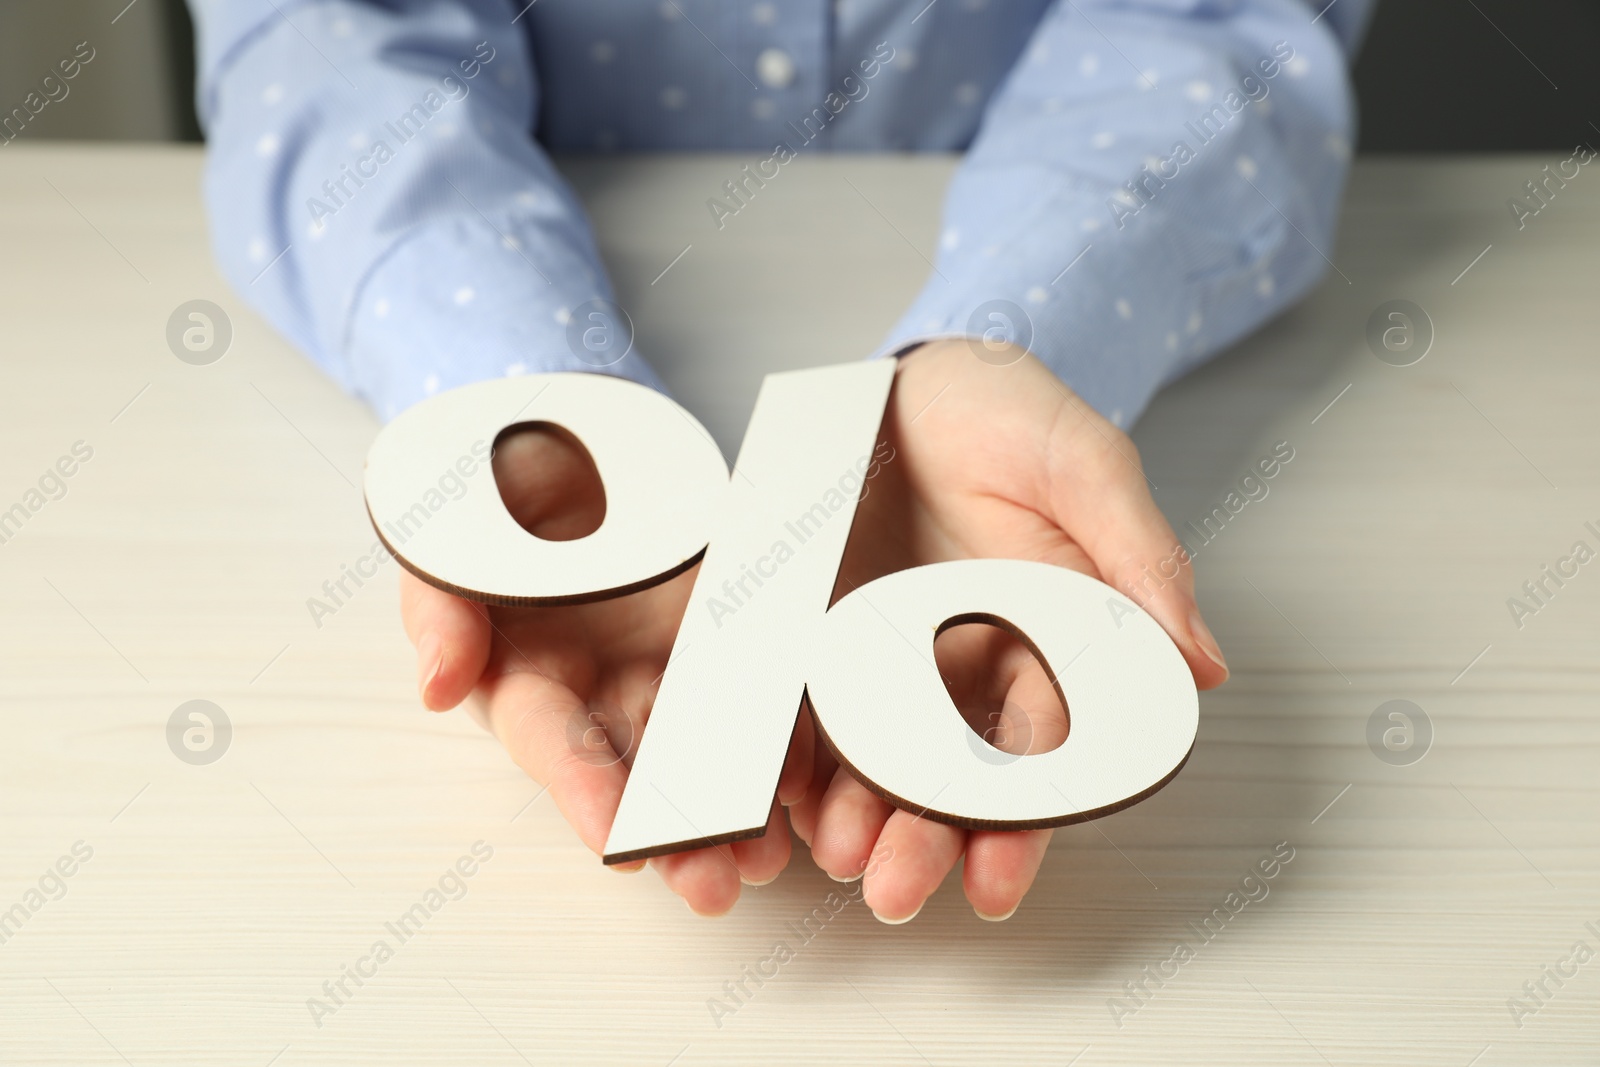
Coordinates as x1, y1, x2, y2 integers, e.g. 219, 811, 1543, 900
187, 0, 663, 422
877, 0, 1377, 429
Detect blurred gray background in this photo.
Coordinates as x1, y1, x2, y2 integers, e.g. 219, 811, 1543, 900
2, 0, 1595, 150
0, 0, 198, 142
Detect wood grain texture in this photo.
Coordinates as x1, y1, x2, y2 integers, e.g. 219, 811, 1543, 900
0, 145, 1596, 1065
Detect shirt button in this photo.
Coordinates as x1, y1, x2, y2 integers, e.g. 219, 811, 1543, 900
756, 48, 796, 89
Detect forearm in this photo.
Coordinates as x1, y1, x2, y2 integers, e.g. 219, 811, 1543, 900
879, 0, 1374, 427
189, 0, 662, 420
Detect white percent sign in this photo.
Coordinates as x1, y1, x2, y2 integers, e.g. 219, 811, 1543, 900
364, 360, 1197, 865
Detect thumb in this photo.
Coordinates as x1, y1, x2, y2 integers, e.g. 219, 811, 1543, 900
1041, 395, 1229, 691
400, 569, 493, 709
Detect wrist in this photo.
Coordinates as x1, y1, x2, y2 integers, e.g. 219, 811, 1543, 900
896, 337, 1029, 374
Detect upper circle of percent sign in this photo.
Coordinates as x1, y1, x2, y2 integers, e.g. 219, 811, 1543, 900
364, 359, 1199, 865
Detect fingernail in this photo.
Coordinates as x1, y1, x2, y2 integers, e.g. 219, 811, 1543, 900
686, 897, 734, 917
827, 870, 865, 884
974, 904, 1018, 922
741, 873, 778, 887
1188, 609, 1228, 677
417, 631, 444, 701
611, 860, 646, 874
871, 902, 922, 925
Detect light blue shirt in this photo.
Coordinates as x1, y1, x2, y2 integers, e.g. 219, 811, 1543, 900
189, 0, 1373, 426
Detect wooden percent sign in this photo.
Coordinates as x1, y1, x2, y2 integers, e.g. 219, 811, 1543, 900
364, 360, 1198, 865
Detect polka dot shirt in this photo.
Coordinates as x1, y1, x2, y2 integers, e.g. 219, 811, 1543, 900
189, 0, 1373, 424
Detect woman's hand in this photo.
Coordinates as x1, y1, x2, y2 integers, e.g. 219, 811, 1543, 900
785, 339, 1229, 922
399, 425, 790, 916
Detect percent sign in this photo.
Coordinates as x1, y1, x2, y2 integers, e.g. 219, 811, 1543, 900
364, 360, 1197, 865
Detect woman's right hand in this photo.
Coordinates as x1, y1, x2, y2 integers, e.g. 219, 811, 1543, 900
398, 425, 792, 915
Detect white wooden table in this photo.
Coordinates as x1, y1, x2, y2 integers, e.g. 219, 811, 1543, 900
1, 145, 1596, 1065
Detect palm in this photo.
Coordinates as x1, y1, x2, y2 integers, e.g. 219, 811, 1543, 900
792, 341, 1227, 921
475, 569, 691, 769
470, 421, 688, 770
841, 349, 1102, 590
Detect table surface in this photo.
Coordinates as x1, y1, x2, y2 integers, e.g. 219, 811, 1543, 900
1, 144, 1597, 1066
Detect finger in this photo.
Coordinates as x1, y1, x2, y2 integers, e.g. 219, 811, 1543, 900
777, 702, 816, 806
1042, 400, 1229, 690
962, 828, 1052, 921
399, 569, 492, 710
730, 801, 791, 886
935, 632, 1059, 920
785, 737, 838, 848
1002, 652, 1069, 755
810, 767, 892, 882
931, 621, 1009, 713
860, 809, 965, 924
478, 668, 629, 858
936, 622, 1068, 754
492, 423, 606, 539
651, 846, 742, 916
